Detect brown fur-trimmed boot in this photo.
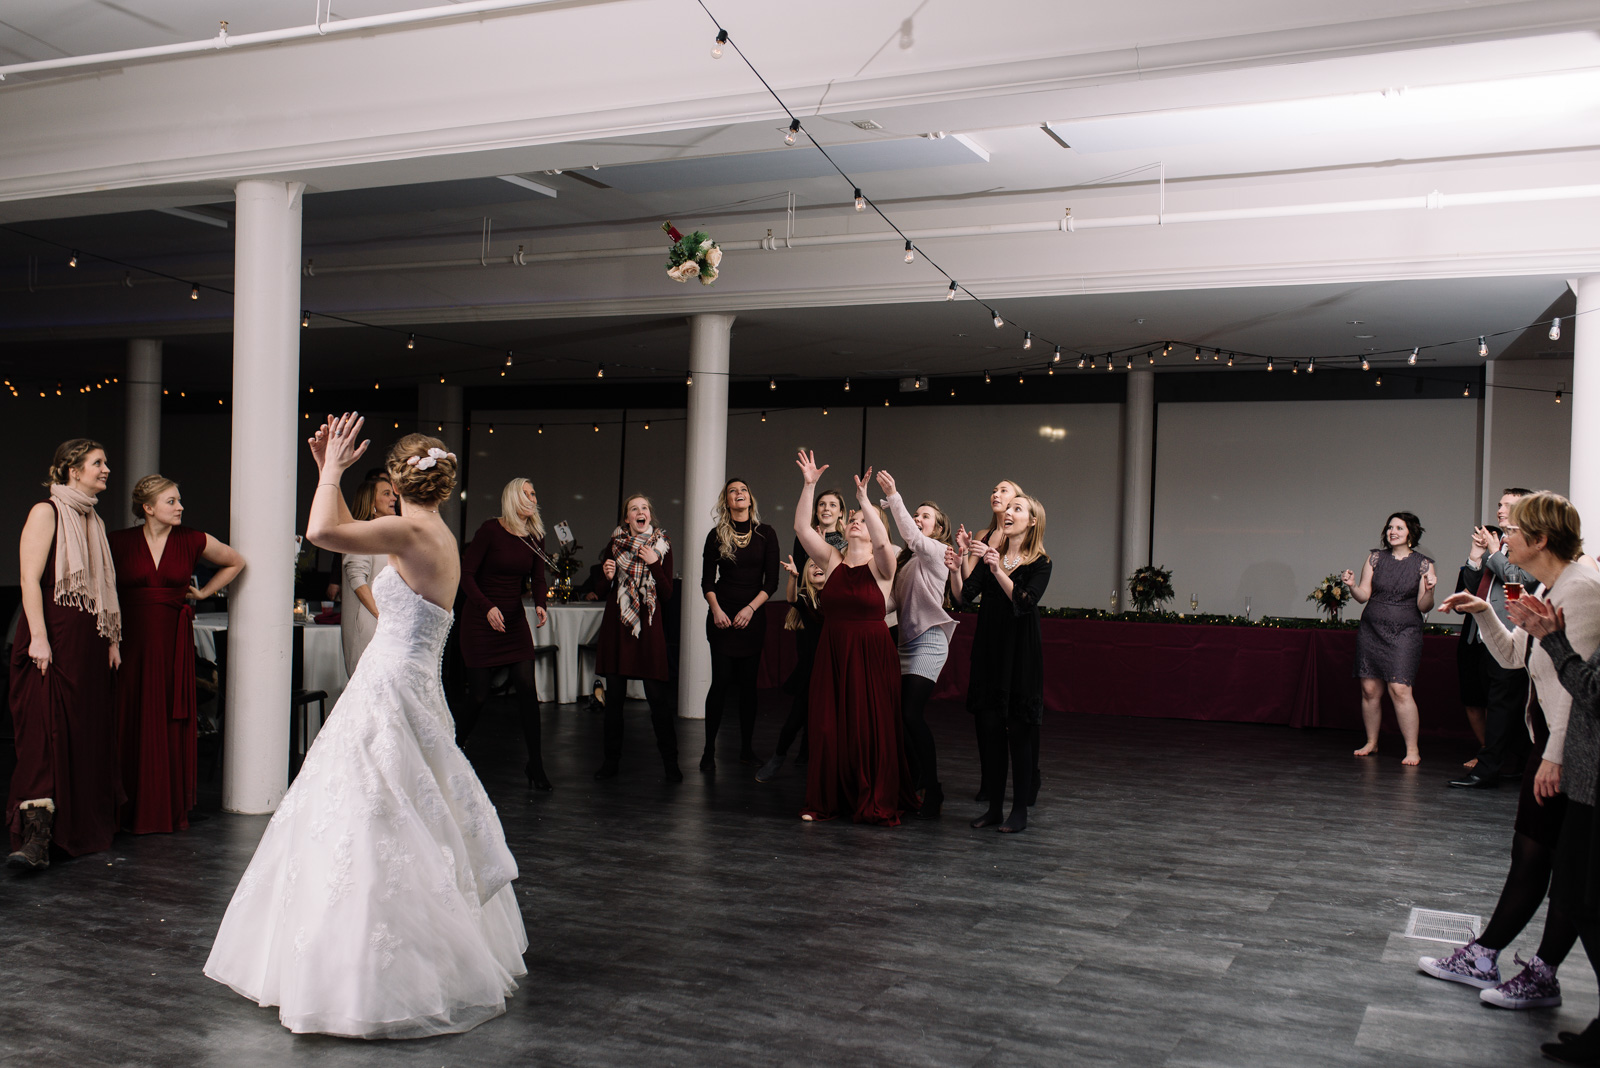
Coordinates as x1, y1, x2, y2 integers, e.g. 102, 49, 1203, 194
7, 800, 54, 871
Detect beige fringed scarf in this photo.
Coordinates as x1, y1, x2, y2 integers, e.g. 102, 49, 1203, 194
48, 483, 121, 642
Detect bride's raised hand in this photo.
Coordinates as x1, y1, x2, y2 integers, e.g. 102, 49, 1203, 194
796, 449, 828, 485
317, 412, 369, 474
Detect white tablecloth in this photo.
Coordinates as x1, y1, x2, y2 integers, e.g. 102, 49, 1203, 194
193, 613, 350, 741
524, 601, 642, 705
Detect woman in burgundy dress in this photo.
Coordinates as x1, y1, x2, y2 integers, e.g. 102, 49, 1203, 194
592, 494, 679, 782
7, 439, 122, 871
699, 477, 779, 772
793, 451, 915, 825
108, 475, 245, 834
1341, 511, 1438, 765
458, 477, 551, 789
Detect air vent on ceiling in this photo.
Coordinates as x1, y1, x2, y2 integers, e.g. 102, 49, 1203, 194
851, 119, 883, 130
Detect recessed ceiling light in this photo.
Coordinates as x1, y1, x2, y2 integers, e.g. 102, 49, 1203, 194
851, 119, 883, 130
1346, 320, 1364, 325
954, 333, 969, 338
1355, 334, 1375, 339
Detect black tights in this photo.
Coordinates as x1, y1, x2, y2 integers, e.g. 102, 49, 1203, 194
601, 675, 678, 768
902, 674, 939, 796
774, 689, 807, 758
976, 718, 1040, 804
704, 652, 761, 757
978, 719, 1035, 823
1479, 831, 1579, 965
458, 662, 546, 781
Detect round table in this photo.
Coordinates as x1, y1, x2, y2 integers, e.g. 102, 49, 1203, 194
192, 612, 350, 744
524, 601, 643, 705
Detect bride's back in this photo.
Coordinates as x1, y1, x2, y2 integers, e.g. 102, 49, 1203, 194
388, 509, 459, 611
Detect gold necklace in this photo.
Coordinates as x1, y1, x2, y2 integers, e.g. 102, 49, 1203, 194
730, 526, 753, 549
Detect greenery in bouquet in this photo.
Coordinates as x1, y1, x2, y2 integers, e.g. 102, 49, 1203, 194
1127, 564, 1174, 613
662, 222, 722, 285
1306, 573, 1352, 621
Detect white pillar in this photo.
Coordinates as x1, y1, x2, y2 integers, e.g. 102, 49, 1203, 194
1119, 368, 1155, 610
677, 313, 733, 720
124, 338, 162, 505
1570, 275, 1600, 524
417, 383, 464, 534
223, 179, 304, 814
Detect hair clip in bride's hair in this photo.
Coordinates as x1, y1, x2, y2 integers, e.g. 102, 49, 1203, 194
408, 447, 455, 471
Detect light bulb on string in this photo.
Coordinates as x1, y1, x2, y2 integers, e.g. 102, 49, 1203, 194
1551, 318, 1562, 341
1018, 373, 1025, 384
1213, 349, 1221, 361
1047, 364, 1054, 376
761, 411, 767, 422
686, 372, 693, 386
823, 407, 829, 415
1408, 347, 1418, 365
1124, 354, 1132, 370
1266, 358, 1274, 372
984, 370, 991, 384
1077, 356, 1086, 369
1022, 332, 1032, 351
439, 373, 446, 384
190, 285, 199, 300
643, 421, 650, 430
593, 423, 600, 433
1463, 383, 1471, 397
1194, 346, 1201, 361
505, 352, 514, 367
1479, 336, 1489, 358
991, 309, 1003, 329
538, 424, 544, 434
488, 423, 495, 434
406, 334, 415, 350
68, 252, 78, 268
1375, 375, 1383, 386
437, 423, 444, 432
711, 29, 727, 58
1361, 356, 1370, 371
1147, 351, 1155, 366
373, 380, 380, 389
769, 377, 776, 391
784, 119, 800, 146
883, 398, 889, 406
1292, 360, 1299, 374
945, 281, 958, 301
1557, 384, 1565, 404
844, 378, 851, 392
853, 188, 865, 213
302, 311, 310, 328
597, 364, 605, 378
1104, 356, 1113, 372
1052, 346, 1062, 364
1163, 342, 1172, 358
903, 241, 915, 264
1307, 358, 1316, 374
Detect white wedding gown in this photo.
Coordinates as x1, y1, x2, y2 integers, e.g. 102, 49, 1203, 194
205, 566, 528, 1039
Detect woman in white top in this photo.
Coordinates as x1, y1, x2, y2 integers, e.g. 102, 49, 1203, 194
340, 474, 397, 674
876, 470, 957, 819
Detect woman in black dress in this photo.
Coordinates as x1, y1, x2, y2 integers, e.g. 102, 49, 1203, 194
757, 555, 829, 783
1342, 511, 1438, 765
700, 477, 779, 772
955, 494, 1051, 834
960, 478, 1029, 805
457, 477, 551, 789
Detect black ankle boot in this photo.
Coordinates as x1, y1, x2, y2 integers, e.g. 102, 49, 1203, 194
914, 782, 944, 820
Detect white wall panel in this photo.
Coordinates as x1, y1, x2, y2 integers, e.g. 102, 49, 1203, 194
1486, 357, 1573, 510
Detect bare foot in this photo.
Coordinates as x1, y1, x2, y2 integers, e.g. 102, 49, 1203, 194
1463, 757, 1479, 769
1353, 742, 1378, 757
1402, 753, 1421, 766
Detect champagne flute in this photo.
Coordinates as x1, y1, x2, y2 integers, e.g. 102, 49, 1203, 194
1109, 589, 1119, 612
1189, 593, 1199, 612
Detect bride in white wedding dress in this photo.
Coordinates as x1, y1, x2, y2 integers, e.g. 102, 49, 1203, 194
205, 414, 527, 1038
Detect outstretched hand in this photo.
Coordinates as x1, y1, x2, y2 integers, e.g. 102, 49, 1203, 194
309, 412, 369, 475
875, 469, 897, 497
1439, 591, 1488, 615
955, 524, 972, 556
796, 449, 828, 485
853, 467, 874, 502
781, 554, 800, 578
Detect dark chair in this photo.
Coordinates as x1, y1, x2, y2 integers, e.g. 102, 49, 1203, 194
288, 625, 327, 781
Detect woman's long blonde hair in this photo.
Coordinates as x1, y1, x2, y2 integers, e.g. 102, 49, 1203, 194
980, 478, 1027, 542
1006, 495, 1048, 568
500, 477, 545, 540
784, 563, 824, 630
712, 477, 761, 561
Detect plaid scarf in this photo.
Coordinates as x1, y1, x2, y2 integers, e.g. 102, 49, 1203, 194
611, 525, 669, 638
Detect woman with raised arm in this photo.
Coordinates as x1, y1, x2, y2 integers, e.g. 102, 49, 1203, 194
206, 415, 527, 1039
6, 439, 121, 872
876, 470, 957, 819
794, 451, 915, 825
699, 477, 779, 772
955, 495, 1051, 834
961, 478, 1029, 805
458, 477, 550, 790
592, 494, 679, 783
757, 556, 829, 783
787, 486, 847, 602
340, 473, 396, 674
109, 475, 245, 835
1341, 511, 1438, 765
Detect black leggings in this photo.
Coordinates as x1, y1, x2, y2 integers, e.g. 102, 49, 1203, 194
704, 652, 761, 756
977, 718, 1035, 819
975, 718, 1040, 804
458, 661, 546, 778
774, 689, 808, 758
902, 674, 939, 795
602, 675, 678, 766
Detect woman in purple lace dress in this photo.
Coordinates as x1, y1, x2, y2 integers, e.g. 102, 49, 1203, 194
1342, 511, 1438, 765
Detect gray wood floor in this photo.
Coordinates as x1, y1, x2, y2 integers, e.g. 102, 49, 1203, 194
0, 695, 1585, 1067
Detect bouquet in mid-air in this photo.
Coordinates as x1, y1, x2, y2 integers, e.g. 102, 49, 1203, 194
662, 222, 722, 285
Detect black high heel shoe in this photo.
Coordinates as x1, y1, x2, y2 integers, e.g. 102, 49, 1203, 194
526, 763, 553, 791
914, 783, 944, 820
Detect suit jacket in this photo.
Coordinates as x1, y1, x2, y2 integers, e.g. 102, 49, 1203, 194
1462, 545, 1539, 643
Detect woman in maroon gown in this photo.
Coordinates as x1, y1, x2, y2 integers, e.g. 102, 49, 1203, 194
793, 451, 915, 825
108, 475, 245, 833
458, 477, 550, 789
7, 439, 122, 871
592, 494, 679, 782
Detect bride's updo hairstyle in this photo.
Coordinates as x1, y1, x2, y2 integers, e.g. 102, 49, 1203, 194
386, 433, 457, 507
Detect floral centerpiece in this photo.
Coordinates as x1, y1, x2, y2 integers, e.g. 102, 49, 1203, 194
549, 540, 584, 604
1127, 564, 1174, 613
662, 222, 722, 285
1306, 574, 1351, 623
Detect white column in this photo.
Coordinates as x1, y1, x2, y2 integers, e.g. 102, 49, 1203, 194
677, 313, 733, 720
1570, 275, 1600, 523
124, 338, 162, 498
417, 383, 464, 534
223, 179, 305, 814
1119, 368, 1156, 610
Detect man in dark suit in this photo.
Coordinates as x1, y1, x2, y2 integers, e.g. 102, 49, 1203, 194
1450, 487, 1538, 788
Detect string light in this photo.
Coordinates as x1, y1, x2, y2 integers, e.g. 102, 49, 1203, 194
505, 352, 514, 367
1163, 342, 1172, 358
1193, 346, 1201, 361
1375, 375, 1383, 386
991, 309, 1003, 329
538, 424, 544, 434
1104, 356, 1113, 372
946, 281, 958, 301
1478, 336, 1489, 358
1124, 354, 1132, 370
68, 252, 77, 268
1408, 347, 1418, 365
1307, 358, 1315, 374
1018, 373, 1024, 384
784, 119, 800, 146
439, 373, 446, 384
903, 241, 915, 264
373, 380, 380, 389
190, 285, 199, 300
686, 372, 693, 386
1361, 356, 1370, 371
1076, 356, 1086, 369
1052, 345, 1062, 364
1022, 331, 1032, 351
406, 334, 415, 350
597, 364, 605, 378
1213, 349, 1221, 361
1266, 358, 1274, 372
1047, 364, 1054, 375
760, 411, 767, 422
1550, 317, 1562, 341
1463, 383, 1471, 397
711, 29, 727, 58
489, 423, 495, 433
643, 421, 650, 430
822, 407, 829, 415
853, 188, 865, 212
768, 377, 776, 390
883, 398, 889, 406
1147, 351, 1155, 366
301, 311, 310, 327
593, 423, 600, 432
1292, 360, 1299, 374
844, 378, 851, 392
1556, 384, 1564, 404
393, 421, 399, 429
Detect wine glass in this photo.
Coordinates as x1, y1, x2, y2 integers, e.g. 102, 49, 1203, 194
1189, 593, 1199, 612
1109, 590, 1119, 613
1245, 596, 1252, 621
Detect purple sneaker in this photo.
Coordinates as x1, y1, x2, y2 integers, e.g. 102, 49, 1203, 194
1481, 953, 1561, 1009
1419, 941, 1500, 989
